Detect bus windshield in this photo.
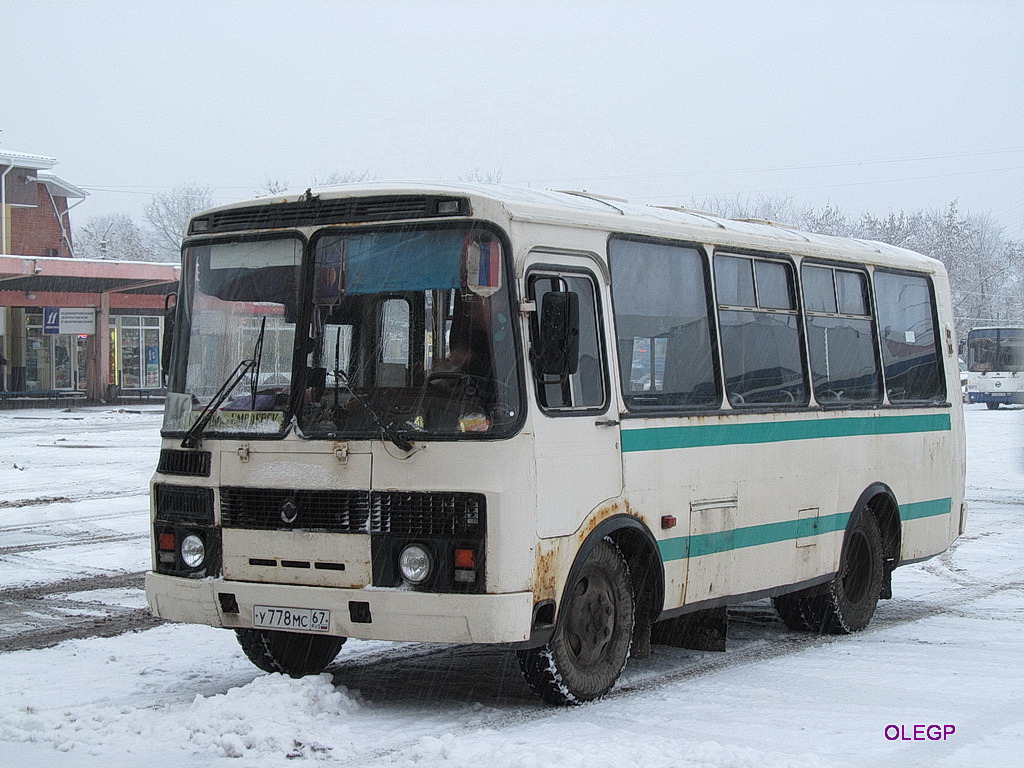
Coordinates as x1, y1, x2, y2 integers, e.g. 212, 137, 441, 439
163, 225, 522, 442
966, 328, 1024, 373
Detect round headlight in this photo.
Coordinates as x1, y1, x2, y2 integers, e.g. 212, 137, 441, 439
398, 543, 432, 585
180, 533, 206, 569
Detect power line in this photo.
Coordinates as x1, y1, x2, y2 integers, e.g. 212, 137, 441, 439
664, 166, 1024, 201
510, 148, 1024, 186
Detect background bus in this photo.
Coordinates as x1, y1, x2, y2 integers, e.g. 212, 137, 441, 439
965, 326, 1024, 409
146, 184, 966, 705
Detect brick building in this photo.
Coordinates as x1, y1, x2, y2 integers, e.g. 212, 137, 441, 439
1, 149, 179, 404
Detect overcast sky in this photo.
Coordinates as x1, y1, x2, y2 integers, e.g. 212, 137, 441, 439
4, 0, 1023, 234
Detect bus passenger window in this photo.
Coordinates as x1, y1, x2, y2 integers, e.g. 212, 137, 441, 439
715, 254, 807, 407
874, 270, 945, 403
802, 265, 881, 405
609, 237, 718, 409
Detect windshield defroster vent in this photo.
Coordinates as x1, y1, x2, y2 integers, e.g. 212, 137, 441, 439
190, 195, 471, 234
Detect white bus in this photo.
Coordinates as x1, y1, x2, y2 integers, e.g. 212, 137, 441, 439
964, 326, 1024, 409
146, 184, 966, 704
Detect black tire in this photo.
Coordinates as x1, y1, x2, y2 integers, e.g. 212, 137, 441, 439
778, 511, 884, 635
987, 401, 1001, 410
774, 511, 885, 634
235, 629, 346, 678
518, 538, 634, 705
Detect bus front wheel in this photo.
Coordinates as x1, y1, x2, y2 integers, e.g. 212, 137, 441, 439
517, 538, 635, 704
235, 628, 346, 678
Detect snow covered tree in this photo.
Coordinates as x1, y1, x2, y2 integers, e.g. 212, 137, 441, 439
143, 183, 215, 260
73, 213, 161, 262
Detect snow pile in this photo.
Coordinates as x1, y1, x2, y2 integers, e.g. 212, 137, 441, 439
184, 673, 362, 760
1, 671, 362, 763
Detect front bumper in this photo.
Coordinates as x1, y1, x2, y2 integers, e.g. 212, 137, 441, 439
145, 571, 534, 644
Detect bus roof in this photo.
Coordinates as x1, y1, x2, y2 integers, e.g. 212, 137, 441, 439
192, 182, 945, 273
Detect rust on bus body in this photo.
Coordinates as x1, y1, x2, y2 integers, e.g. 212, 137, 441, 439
533, 497, 644, 602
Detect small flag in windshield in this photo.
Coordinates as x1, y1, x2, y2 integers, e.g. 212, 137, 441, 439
468, 239, 501, 296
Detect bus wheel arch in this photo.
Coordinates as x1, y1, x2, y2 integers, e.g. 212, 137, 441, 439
859, 484, 901, 599
518, 515, 661, 704
825, 504, 885, 633
603, 519, 665, 659
775, 485, 894, 634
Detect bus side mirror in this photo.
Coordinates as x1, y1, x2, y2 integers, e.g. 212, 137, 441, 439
536, 291, 580, 377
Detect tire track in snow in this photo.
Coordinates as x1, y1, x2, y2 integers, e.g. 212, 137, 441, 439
0, 531, 147, 557
0, 490, 148, 519
0, 571, 161, 652
344, 569, 1024, 765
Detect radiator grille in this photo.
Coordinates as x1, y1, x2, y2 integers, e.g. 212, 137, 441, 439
220, 487, 483, 536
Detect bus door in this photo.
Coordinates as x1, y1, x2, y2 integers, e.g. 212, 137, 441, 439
526, 258, 623, 539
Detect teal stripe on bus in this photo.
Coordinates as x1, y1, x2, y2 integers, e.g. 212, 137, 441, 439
622, 413, 951, 453
657, 497, 953, 562
899, 497, 953, 520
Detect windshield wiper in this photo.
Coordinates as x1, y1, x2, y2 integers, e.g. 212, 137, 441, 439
249, 317, 266, 411
181, 318, 267, 449
333, 368, 414, 452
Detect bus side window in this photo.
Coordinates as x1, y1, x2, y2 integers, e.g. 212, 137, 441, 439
715, 253, 807, 407
874, 270, 945, 403
528, 272, 605, 411
609, 237, 718, 409
802, 264, 882, 404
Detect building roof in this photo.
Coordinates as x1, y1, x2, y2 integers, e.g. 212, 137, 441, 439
37, 171, 88, 200
0, 149, 58, 171
0, 254, 179, 296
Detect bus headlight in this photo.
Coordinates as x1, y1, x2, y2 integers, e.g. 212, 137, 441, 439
398, 543, 433, 585
180, 533, 206, 569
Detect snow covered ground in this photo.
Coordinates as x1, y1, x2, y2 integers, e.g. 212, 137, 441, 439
0, 404, 1021, 767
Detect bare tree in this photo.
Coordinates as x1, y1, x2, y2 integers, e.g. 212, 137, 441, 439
255, 178, 290, 196
458, 168, 504, 183
73, 213, 161, 262
310, 171, 375, 187
255, 172, 376, 197
682, 194, 1024, 338
143, 183, 215, 258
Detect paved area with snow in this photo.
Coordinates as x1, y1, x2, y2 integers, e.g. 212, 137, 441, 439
0, 404, 1020, 767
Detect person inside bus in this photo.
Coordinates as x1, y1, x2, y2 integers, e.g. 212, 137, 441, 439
430, 293, 494, 402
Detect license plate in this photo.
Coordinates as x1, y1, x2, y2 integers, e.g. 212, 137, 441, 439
252, 605, 331, 633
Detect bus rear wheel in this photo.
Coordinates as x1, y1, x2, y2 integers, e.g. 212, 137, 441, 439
987, 402, 1001, 410
235, 628, 346, 678
517, 538, 634, 705
776, 511, 884, 634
